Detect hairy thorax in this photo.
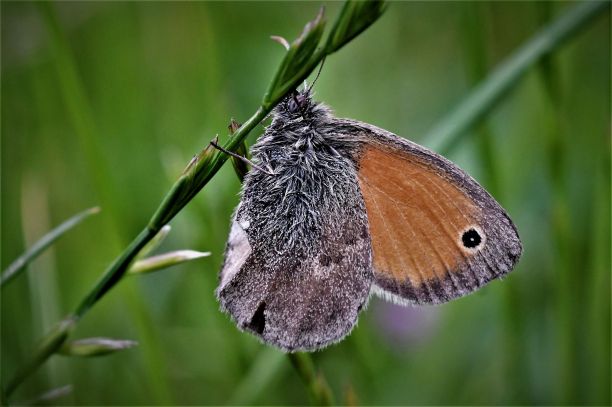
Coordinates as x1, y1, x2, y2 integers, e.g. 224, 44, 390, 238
236, 102, 364, 264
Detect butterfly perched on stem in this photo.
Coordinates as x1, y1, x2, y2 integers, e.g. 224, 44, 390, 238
216, 89, 522, 352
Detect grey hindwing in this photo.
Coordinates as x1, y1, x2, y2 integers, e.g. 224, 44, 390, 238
217, 138, 373, 352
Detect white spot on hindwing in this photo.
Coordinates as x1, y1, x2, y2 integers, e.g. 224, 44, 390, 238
219, 218, 252, 290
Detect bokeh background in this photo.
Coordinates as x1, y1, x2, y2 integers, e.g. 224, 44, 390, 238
2, 1, 610, 405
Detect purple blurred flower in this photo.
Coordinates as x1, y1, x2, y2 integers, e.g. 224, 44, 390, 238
372, 298, 440, 347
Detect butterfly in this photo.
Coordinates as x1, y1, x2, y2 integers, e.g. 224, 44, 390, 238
216, 89, 522, 351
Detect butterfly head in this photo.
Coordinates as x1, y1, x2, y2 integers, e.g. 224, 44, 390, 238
274, 89, 331, 123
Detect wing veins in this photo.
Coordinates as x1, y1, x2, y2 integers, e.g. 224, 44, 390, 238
363, 176, 453, 276
360, 179, 424, 287
361, 177, 433, 296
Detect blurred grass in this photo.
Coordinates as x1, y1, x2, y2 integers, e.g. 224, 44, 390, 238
1, 205, 99, 287
1, 1, 610, 405
459, 3, 525, 402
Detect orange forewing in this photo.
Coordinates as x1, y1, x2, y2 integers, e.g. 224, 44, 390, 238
357, 145, 481, 290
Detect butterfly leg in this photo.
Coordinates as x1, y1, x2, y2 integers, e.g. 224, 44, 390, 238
209, 139, 275, 176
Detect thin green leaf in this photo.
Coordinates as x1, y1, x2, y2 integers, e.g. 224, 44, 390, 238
288, 353, 335, 406
425, 0, 609, 154
228, 348, 287, 405
75, 228, 157, 319
4, 317, 76, 397
135, 225, 171, 261
230, 141, 250, 182
1, 206, 100, 288
264, 7, 326, 105
129, 250, 211, 275
59, 337, 138, 357
325, 0, 387, 54
228, 119, 251, 182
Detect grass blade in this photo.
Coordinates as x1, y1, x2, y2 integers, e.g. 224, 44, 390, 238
1, 206, 100, 288
59, 338, 138, 357
228, 348, 287, 405
134, 225, 172, 261
425, 0, 609, 153
4, 317, 76, 397
129, 250, 211, 275
288, 353, 335, 406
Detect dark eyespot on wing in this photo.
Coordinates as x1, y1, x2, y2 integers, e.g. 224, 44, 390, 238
462, 228, 481, 248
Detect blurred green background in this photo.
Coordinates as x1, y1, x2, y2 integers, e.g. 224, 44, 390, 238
2, 1, 610, 405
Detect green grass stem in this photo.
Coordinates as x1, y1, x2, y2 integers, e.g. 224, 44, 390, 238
74, 227, 158, 319
426, 0, 610, 155
288, 353, 335, 406
4, 317, 76, 398
3, 227, 154, 399
228, 348, 287, 405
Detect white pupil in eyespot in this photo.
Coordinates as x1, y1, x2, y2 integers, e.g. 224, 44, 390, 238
462, 228, 482, 248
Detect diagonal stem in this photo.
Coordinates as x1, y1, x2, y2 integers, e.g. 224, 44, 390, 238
425, 0, 610, 154
288, 353, 335, 406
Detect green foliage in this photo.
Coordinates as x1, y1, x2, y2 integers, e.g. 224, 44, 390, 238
325, 0, 387, 54
264, 7, 326, 105
129, 250, 210, 275
1, 1, 385, 403
288, 353, 335, 405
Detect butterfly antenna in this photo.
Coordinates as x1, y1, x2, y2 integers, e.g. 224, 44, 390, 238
307, 57, 326, 94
